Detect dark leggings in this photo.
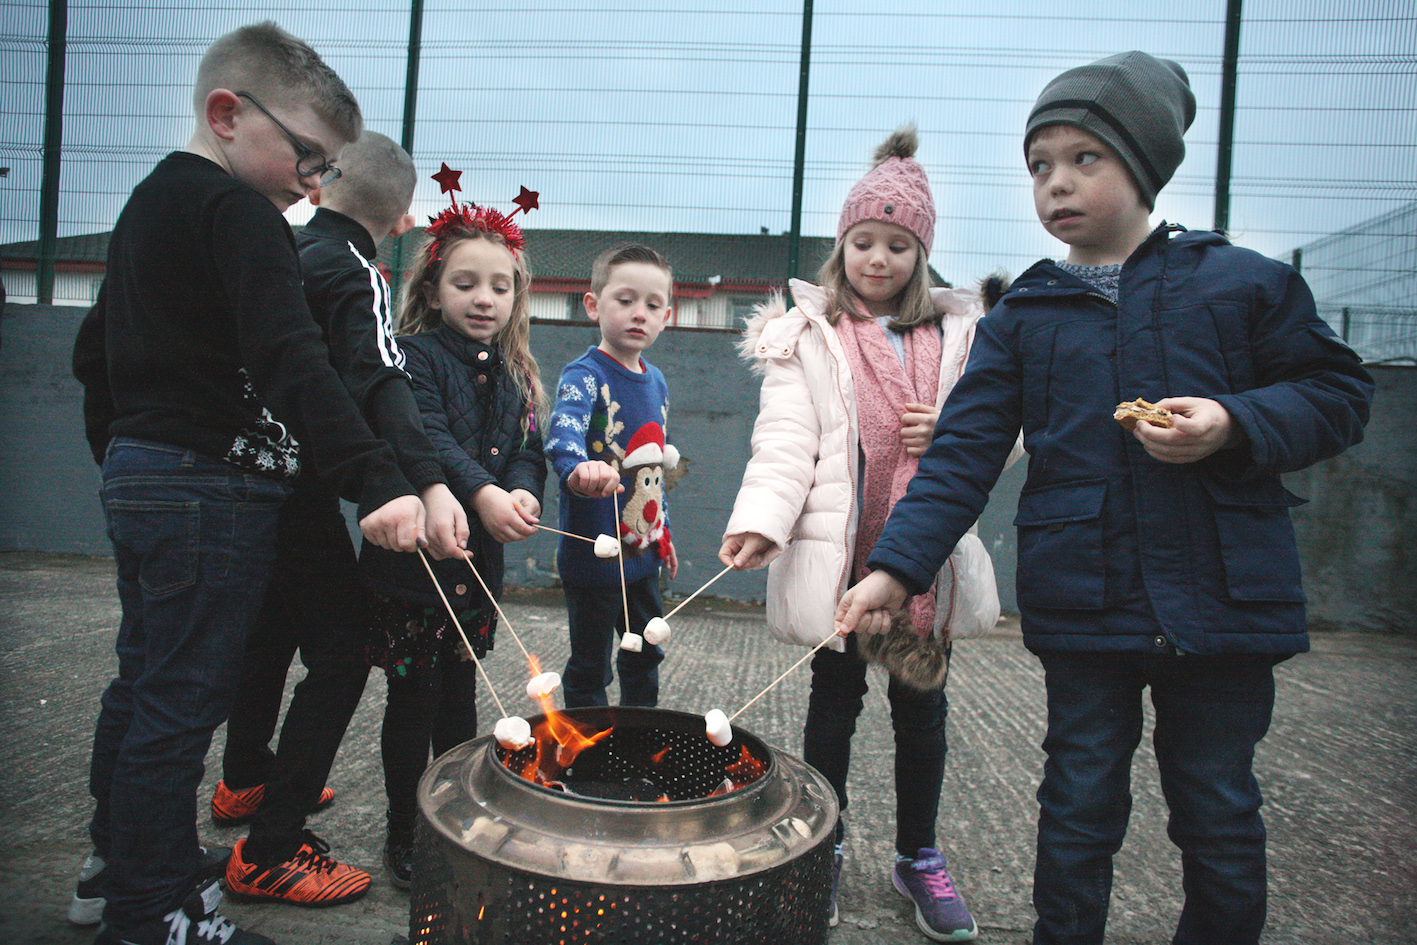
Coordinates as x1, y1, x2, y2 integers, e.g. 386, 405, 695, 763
802, 633, 949, 858
381, 657, 480, 840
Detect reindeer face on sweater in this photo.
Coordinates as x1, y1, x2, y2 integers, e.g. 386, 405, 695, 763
615, 420, 678, 558
622, 461, 665, 544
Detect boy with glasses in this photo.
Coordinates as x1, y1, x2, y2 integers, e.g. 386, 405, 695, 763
71, 21, 462, 945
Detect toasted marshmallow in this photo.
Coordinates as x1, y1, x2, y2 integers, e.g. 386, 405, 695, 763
704, 709, 732, 747
594, 534, 620, 558
642, 617, 671, 645
526, 671, 561, 700
494, 716, 533, 751
620, 632, 643, 653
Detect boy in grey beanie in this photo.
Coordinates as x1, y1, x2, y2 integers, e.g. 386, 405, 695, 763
836, 50, 1373, 945
1026, 50, 1196, 210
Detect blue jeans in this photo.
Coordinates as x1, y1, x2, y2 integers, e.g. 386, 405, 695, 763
803, 633, 949, 858
88, 439, 288, 929
1032, 650, 1276, 945
562, 574, 664, 708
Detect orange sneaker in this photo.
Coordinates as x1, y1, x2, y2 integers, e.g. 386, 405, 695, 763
211, 780, 336, 826
224, 833, 370, 907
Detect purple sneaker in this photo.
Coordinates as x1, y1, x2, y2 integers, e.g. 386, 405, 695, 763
891, 848, 977, 942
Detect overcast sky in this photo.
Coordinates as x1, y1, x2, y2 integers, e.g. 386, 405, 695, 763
3, 0, 1413, 284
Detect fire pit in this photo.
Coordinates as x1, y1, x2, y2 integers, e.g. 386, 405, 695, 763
409, 706, 838, 944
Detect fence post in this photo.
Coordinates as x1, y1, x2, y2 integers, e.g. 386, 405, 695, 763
391, 0, 425, 296
1213, 0, 1242, 234
1291, 247, 1302, 273
38, 0, 68, 305
786, 0, 813, 284
1341, 307, 1351, 342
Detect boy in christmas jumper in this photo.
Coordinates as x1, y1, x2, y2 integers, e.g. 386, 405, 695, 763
835, 52, 1373, 945
69, 22, 460, 945
545, 244, 681, 708
217, 131, 467, 905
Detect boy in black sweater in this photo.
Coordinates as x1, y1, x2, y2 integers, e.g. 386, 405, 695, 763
70, 22, 461, 945
216, 132, 466, 904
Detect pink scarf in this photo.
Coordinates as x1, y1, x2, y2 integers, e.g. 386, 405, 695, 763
835, 313, 941, 639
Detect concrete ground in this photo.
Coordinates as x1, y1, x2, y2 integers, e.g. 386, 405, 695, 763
1, 552, 1414, 945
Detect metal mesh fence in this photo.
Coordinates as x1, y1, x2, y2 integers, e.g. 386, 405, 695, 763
2, 1, 1413, 354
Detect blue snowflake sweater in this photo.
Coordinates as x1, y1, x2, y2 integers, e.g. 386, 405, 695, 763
545, 347, 677, 588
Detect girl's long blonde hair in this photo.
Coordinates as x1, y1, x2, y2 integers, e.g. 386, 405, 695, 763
396, 228, 547, 437
816, 235, 936, 330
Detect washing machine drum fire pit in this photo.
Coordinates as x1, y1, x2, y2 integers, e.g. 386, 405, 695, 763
410, 706, 839, 945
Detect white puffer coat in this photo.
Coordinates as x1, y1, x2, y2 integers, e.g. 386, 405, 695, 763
724, 279, 1020, 650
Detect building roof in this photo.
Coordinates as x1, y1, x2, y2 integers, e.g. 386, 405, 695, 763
388, 228, 842, 286
1, 231, 111, 264
4, 226, 947, 287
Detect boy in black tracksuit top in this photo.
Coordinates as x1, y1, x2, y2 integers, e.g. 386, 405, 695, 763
217, 132, 468, 903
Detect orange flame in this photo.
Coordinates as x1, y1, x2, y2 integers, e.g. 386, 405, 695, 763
502, 655, 613, 782
708, 744, 768, 796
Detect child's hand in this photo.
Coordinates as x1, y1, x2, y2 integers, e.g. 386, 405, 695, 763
834, 570, 909, 637
568, 460, 623, 498
666, 543, 679, 579
900, 402, 940, 457
509, 488, 542, 520
359, 494, 427, 553
471, 484, 539, 543
719, 532, 778, 571
420, 483, 469, 560
1132, 397, 1244, 464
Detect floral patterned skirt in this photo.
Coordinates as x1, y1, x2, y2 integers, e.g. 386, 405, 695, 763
366, 592, 496, 679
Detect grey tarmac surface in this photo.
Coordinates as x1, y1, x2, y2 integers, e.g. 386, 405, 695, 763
1, 552, 1414, 944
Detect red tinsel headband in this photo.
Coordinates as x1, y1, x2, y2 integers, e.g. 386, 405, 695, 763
426, 162, 538, 261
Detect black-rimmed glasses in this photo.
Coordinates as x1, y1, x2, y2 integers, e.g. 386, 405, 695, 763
236, 91, 342, 187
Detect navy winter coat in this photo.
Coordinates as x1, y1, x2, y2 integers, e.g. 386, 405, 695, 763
360, 323, 546, 610
869, 224, 1373, 656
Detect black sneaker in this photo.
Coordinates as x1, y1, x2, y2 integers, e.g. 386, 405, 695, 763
93, 877, 275, 944
69, 845, 232, 926
383, 834, 413, 890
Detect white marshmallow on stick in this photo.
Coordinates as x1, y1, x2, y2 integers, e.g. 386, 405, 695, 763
620, 632, 644, 653
526, 671, 561, 700
594, 533, 620, 558
494, 716, 533, 751
642, 616, 671, 646
704, 709, 733, 747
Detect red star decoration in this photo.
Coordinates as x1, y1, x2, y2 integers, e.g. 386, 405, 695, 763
431, 163, 462, 197
511, 185, 540, 216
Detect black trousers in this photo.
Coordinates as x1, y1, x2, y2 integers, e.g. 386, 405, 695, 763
222, 486, 369, 863
381, 656, 481, 841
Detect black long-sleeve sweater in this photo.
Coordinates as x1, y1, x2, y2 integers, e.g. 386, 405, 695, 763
72, 151, 411, 517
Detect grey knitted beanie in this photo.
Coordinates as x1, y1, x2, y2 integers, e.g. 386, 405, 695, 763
1025, 51, 1196, 209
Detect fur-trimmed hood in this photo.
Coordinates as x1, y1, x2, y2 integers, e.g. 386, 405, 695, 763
736, 280, 829, 374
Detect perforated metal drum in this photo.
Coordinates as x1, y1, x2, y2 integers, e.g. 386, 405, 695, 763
409, 706, 838, 945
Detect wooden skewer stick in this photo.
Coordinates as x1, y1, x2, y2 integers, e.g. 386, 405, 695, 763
417, 548, 507, 719
460, 550, 533, 665
664, 564, 734, 621
534, 523, 595, 543
613, 491, 631, 642
728, 628, 843, 724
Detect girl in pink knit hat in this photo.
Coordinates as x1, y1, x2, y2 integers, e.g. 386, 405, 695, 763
720, 126, 1019, 942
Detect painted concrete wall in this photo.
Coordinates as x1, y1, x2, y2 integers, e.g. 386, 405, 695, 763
2, 303, 1409, 634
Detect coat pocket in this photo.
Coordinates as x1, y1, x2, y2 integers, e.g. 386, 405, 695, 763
1201, 476, 1307, 602
766, 536, 846, 650
1013, 479, 1107, 610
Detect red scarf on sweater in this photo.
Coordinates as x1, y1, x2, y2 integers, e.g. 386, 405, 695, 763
835, 312, 941, 639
